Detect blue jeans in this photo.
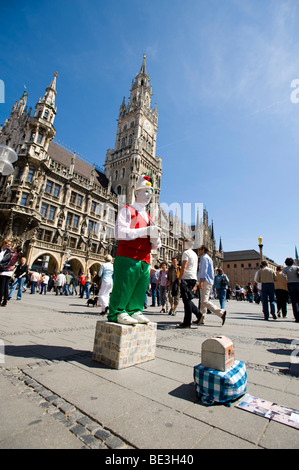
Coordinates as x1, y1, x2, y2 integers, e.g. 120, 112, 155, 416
80, 282, 90, 299
216, 288, 226, 310
40, 283, 47, 295
151, 282, 160, 306
287, 283, 299, 321
31, 281, 37, 294
9, 276, 26, 300
261, 283, 276, 319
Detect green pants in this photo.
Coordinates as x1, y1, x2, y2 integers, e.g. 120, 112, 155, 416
108, 256, 150, 322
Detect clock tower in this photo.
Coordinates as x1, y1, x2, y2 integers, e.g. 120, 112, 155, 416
104, 55, 162, 205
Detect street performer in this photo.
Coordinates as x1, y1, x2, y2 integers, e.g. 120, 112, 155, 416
108, 175, 161, 325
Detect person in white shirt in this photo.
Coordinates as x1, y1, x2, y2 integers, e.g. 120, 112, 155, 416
97, 255, 114, 314
40, 273, 50, 295
176, 239, 202, 328
55, 272, 66, 295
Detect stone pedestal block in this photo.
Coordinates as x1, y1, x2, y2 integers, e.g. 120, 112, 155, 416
92, 321, 157, 369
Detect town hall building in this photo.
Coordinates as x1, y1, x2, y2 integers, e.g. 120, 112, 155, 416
0, 56, 222, 274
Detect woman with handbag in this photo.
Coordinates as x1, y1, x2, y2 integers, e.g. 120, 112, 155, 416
168, 257, 180, 316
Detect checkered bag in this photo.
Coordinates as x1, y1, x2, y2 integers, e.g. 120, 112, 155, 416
194, 360, 247, 406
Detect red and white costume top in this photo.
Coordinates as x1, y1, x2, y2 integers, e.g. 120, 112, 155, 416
115, 203, 160, 264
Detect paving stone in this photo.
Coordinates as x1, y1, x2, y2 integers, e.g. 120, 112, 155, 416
94, 428, 111, 441
70, 424, 88, 437
59, 403, 76, 414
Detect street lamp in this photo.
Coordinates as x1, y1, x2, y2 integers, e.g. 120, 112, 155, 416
258, 236, 263, 262
0, 145, 18, 175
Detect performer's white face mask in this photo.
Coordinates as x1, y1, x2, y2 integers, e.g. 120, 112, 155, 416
135, 188, 153, 206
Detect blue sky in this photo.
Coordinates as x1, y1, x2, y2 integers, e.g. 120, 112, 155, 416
1, 0, 299, 265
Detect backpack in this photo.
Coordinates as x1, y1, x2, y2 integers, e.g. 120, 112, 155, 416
220, 275, 229, 288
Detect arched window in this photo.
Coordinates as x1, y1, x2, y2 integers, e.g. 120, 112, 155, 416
115, 170, 118, 180
122, 168, 125, 178
116, 185, 122, 195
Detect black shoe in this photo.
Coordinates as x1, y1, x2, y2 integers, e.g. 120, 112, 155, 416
221, 311, 226, 325
272, 313, 277, 320
175, 323, 191, 329
171, 311, 176, 316
168, 308, 173, 315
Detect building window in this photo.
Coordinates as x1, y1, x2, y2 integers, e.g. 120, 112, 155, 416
40, 203, 56, 220
37, 133, 43, 144
106, 226, 114, 239
27, 169, 34, 182
43, 230, 52, 242
20, 193, 28, 206
45, 180, 53, 194
48, 205, 56, 221
40, 203, 48, 218
66, 212, 79, 229
70, 191, 83, 207
108, 208, 115, 222
69, 237, 77, 248
53, 183, 61, 197
66, 212, 72, 227
90, 201, 96, 213
88, 220, 98, 235
45, 180, 61, 197
73, 215, 79, 229
17, 167, 24, 180
43, 110, 49, 120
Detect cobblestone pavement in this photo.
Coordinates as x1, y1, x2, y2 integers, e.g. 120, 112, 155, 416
0, 292, 298, 449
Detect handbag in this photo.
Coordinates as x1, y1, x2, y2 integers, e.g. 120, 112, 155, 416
180, 279, 194, 300
171, 279, 179, 297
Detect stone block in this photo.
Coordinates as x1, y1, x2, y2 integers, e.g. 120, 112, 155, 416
92, 321, 157, 369
201, 336, 234, 372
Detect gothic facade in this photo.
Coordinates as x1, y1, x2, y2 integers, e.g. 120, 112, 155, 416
0, 56, 222, 273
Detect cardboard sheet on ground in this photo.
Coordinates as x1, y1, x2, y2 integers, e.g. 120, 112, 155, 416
236, 394, 299, 430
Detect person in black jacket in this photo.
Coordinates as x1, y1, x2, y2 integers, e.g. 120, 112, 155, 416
0, 238, 13, 306
8, 257, 29, 300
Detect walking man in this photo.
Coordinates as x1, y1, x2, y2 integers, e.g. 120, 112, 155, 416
196, 245, 226, 325
176, 239, 202, 329
256, 260, 277, 320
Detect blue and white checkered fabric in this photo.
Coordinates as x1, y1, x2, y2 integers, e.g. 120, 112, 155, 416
194, 360, 247, 406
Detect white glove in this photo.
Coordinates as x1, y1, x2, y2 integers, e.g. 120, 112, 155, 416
147, 225, 161, 240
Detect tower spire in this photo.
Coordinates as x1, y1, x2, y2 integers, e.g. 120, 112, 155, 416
41, 72, 58, 108
140, 54, 147, 75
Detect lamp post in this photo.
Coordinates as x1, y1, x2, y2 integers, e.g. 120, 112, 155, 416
258, 236, 263, 262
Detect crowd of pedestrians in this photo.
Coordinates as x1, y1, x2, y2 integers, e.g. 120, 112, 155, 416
0, 236, 299, 324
